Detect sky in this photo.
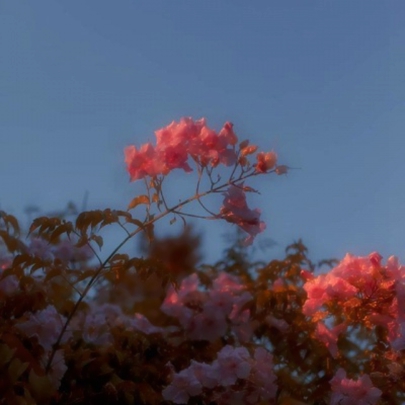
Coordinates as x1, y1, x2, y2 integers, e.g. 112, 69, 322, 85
1, 1, 405, 267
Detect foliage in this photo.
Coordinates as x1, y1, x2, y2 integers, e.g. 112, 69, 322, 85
0, 118, 404, 405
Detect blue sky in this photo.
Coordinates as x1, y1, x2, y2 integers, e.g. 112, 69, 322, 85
1, 1, 404, 266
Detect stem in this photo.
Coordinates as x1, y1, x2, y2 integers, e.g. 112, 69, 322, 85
46, 178, 235, 372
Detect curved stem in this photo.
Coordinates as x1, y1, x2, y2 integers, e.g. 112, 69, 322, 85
46, 178, 234, 372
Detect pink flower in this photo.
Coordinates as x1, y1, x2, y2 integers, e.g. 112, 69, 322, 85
215, 345, 252, 386
213, 272, 246, 293
16, 305, 72, 351
189, 360, 220, 389
303, 274, 357, 315
160, 144, 192, 173
329, 368, 382, 405
126, 313, 166, 335
218, 121, 238, 146
155, 117, 206, 148
205, 289, 234, 317
162, 365, 202, 404
187, 308, 227, 342
369, 251, 383, 267
125, 143, 165, 181
230, 308, 254, 342
255, 151, 277, 173
331, 253, 377, 293
220, 185, 266, 245
315, 322, 346, 358
0, 274, 19, 296
302, 275, 330, 315
391, 322, 405, 351
189, 125, 236, 167
53, 238, 94, 263
28, 237, 53, 260
265, 315, 289, 333
161, 274, 200, 325
127, 118, 240, 181
247, 347, 277, 402
81, 303, 123, 345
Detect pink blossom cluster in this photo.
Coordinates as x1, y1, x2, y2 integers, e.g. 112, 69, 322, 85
15, 305, 71, 390
162, 345, 277, 405
13, 302, 170, 391
329, 368, 382, 405
28, 237, 94, 263
220, 184, 266, 245
125, 118, 239, 181
161, 272, 253, 342
124, 118, 279, 245
0, 273, 19, 296
303, 252, 405, 353
72, 303, 169, 346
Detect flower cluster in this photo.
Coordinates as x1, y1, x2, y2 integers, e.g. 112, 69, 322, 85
303, 252, 405, 351
124, 118, 279, 245
161, 272, 253, 342
220, 184, 266, 245
124, 118, 239, 181
1, 118, 404, 405
163, 345, 277, 405
330, 368, 382, 405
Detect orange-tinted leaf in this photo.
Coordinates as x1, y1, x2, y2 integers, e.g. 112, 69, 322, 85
127, 217, 145, 229
29, 369, 54, 401
127, 195, 150, 210
75, 234, 89, 248
109, 253, 129, 263
44, 268, 63, 282
115, 210, 132, 222
0, 344, 16, 367
76, 269, 97, 283
75, 211, 102, 234
0, 211, 20, 236
38, 217, 61, 235
239, 139, 249, 149
91, 234, 103, 250
28, 217, 48, 236
152, 193, 159, 203
12, 254, 33, 268
0, 230, 22, 253
8, 358, 29, 383
99, 209, 118, 228
49, 222, 73, 243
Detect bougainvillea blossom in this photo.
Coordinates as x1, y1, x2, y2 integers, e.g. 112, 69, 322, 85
329, 368, 382, 405
220, 184, 265, 245
162, 364, 203, 404
16, 305, 72, 352
255, 150, 277, 173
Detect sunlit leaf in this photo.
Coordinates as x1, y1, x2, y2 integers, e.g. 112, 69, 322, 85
8, 358, 29, 383
127, 195, 150, 210
28, 369, 54, 401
